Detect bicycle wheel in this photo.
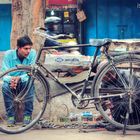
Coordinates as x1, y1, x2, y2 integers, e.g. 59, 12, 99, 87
0, 66, 49, 134
92, 54, 140, 129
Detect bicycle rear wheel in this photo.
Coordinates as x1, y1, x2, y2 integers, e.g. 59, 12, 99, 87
0, 66, 49, 134
92, 54, 140, 129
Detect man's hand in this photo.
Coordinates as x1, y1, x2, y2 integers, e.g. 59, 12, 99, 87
10, 77, 21, 89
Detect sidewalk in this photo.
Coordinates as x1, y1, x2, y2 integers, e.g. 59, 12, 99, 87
0, 129, 140, 140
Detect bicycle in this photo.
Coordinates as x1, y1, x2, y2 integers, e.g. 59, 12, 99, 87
0, 28, 140, 134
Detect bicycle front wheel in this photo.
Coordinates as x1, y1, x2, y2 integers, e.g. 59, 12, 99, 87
0, 66, 49, 134
92, 54, 140, 129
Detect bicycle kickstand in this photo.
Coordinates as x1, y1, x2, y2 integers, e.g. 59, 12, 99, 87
123, 112, 129, 135
123, 95, 133, 135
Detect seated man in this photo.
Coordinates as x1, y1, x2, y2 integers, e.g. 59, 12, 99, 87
1, 35, 36, 126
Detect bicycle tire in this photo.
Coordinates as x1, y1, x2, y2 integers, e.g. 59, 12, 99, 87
0, 66, 49, 134
92, 53, 140, 129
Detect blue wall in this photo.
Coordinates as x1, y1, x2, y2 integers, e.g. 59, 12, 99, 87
83, 0, 140, 55
0, 4, 12, 51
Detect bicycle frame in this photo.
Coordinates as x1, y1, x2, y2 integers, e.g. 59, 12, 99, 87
31, 42, 127, 104
16, 42, 130, 102
35, 44, 101, 101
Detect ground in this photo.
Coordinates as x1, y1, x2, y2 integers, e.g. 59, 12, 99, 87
0, 128, 140, 140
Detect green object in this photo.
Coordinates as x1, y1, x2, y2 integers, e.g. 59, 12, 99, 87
7, 116, 15, 127
23, 116, 31, 126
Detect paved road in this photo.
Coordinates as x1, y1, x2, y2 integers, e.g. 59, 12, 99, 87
0, 129, 140, 140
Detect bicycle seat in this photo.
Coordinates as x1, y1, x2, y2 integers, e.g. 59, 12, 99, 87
90, 38, 112, 47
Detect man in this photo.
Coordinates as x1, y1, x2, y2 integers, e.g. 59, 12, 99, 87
1, 35, 36, 126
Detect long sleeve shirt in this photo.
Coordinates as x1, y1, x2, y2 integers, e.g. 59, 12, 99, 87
1, 49, 36, 82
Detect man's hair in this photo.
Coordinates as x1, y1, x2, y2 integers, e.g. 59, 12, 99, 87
17, 35, 33, 48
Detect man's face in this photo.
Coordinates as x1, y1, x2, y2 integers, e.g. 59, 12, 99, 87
18, 45, 32, 58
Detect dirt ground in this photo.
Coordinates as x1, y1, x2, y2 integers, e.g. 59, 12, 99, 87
0, 128, 140, 140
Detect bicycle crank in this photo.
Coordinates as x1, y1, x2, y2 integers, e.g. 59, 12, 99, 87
71, 91, 90, 109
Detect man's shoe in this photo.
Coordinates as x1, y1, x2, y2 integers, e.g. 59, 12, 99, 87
7, 116, 15, 127
23, 116, 31, 126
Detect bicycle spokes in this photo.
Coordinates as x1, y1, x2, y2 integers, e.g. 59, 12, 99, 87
94, 55, 140, 129
0, 67, 48, 134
